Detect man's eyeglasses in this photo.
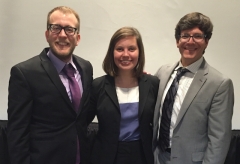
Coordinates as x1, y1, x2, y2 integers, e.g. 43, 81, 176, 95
179, 34, 206, 42
48, 24, 78, 36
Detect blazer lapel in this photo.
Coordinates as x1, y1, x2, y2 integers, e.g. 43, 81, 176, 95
154, 62, 178, 119
174, 59, 208, 128
159, 63, 178, 102
73, 55, 88, 115
105, 75, 120, 111
138, 75, 149, 118
39, 50, 73, 110
73, 55, 93, 114
73, 56, 87, 91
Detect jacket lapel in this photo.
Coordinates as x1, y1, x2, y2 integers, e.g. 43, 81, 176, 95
138, 75, 149, 118
154, 62, 178, 120
73, 56, 88, 91
105, 75, 120, 111
39, 50, 74, 111
159, 63, 178, 103
174, 59, 208, 128
73, 56, 90, 114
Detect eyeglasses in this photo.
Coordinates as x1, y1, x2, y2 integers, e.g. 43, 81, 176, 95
48, 24, 78, 36
179, 34, 206, 42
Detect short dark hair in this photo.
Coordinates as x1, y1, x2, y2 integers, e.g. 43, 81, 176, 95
175, 12, 213, 41
103, 27, 145, 77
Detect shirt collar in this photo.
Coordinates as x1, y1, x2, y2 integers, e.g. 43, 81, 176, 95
47, 49, 76, 73
176, 57, 203, 74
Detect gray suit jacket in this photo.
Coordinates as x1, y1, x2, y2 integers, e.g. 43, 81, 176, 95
153, 58, 234, 164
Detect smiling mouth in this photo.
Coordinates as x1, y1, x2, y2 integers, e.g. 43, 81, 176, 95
120, 60, 132, 64
185, 47, 196, 51
56, 42, 69, 46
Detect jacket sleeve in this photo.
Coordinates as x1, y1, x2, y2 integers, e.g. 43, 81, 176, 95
203, 78, 234, 164
7, 66, 32, 164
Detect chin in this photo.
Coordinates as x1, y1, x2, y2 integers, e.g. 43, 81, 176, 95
55, 50, 69, 56
182, 53, 197, 58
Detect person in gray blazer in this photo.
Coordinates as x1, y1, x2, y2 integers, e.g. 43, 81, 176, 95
7, 6, 93, 164
153, 12, 234, 164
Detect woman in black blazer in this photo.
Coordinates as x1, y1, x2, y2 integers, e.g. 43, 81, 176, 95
89, 27, 159, 164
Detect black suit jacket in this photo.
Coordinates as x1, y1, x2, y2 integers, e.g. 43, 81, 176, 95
7, 48, 93, 164
89, 74, 159, 164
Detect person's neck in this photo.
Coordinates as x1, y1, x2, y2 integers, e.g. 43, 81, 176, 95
115, 72, 138, 88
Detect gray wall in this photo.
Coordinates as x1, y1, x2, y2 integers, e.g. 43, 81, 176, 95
0, 0, 239, 129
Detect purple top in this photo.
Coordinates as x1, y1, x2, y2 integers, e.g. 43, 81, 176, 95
116, 86, 140, 141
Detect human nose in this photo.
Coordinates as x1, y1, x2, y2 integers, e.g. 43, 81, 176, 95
187, 36, 195, 42
122, 49, 129, 57
58, 28, 67, 37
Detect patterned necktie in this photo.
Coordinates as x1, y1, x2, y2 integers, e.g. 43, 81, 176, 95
158, 67, 188, 152
62, 63, 81, 112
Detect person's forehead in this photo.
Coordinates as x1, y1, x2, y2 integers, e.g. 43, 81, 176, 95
49, 10, 78, 25
50, 10, 75, 20
181, 27, 203, 34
